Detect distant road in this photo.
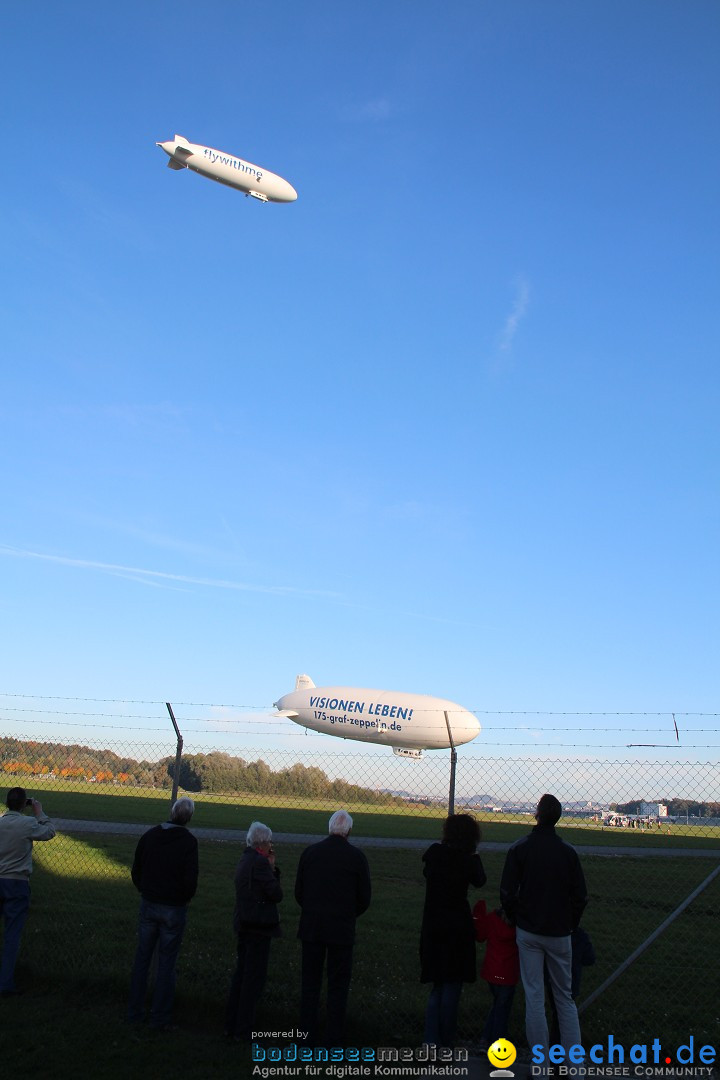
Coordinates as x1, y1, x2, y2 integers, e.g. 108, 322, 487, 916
53, 818, 719, 857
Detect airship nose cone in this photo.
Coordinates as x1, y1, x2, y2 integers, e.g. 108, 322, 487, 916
454, 710, 481, 746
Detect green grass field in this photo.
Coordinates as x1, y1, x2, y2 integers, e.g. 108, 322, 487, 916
0, 819, 718, 1080
28, 779, 720, 848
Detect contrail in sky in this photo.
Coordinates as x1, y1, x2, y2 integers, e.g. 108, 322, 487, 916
0, 545, 336, 598
0, 546, 479, 626
499, 278, 530, 352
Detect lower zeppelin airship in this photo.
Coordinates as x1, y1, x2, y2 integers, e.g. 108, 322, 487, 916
274, 675, 481, 758
156, 134, 298, 203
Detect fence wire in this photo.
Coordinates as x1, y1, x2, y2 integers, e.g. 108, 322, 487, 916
1, 730, 718, 1053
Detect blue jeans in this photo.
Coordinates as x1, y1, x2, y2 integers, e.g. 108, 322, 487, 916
516, 927, 581, 1055
0, 879, 31, 992
424, 981, 463, 1048
482, 982, 516, 1043
128, 900, 187, 1027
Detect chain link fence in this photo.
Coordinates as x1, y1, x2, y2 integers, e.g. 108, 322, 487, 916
1, 729, 719, 1053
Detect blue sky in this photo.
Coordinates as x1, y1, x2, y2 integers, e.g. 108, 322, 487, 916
2, 1, 718, 764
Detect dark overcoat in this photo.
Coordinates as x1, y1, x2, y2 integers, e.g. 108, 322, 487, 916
419, 841, 486, 983
294, 834, 371, 945
233, 846, 283, 937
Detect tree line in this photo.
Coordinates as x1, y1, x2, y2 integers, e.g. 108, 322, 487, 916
0, 737, 404, 806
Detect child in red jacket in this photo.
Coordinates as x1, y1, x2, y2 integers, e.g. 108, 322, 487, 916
473, 899, 520, 1048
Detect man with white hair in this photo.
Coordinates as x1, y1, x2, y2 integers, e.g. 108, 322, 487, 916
127, 797, 198, 1030
295, 809, 371, 1046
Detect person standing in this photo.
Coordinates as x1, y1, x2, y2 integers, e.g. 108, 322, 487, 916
0, 787, 56, 995
500, 793, 588, 1057
127, 797, 198, 1030
225, 821, 282, 1042
420, 813, 486, 1048
473, 898, 519, 1049
546, 925, 595, 1045
295, 810, 371, 1047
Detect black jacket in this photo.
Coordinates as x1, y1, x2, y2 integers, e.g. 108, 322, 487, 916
500, 824, 587, 936
419, 842, 486, 983
131, 822, 198, 907
295, 835, 371, 945
234, 846, 283, 936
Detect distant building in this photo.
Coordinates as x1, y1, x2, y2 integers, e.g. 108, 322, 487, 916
639, 802, 668, 817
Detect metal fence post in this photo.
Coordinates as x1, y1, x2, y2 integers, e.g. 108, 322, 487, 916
165, 702, 183, 808
444, 711, 457, 815
578, 861, 720, 1016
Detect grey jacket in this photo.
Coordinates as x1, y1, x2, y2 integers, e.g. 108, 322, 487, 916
0, 810, 56, 880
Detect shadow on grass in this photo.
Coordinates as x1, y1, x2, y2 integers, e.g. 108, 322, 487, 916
28, 786, 720, 852
3, 836, 718, 1076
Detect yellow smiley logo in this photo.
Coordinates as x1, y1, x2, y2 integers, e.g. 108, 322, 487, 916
488, 1039, 517, 1069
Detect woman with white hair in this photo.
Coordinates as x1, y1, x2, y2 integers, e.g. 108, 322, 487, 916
224, 821, 282, 1042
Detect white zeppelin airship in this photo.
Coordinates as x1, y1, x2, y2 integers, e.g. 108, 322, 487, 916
156, 134, 298, 203
274, 675, 481, 758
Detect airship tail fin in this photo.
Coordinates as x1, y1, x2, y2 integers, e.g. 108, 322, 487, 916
295, 673, 315, 691
167, 159, 185, 170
